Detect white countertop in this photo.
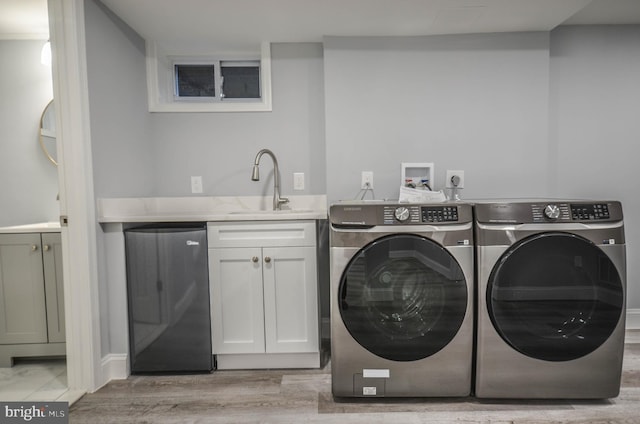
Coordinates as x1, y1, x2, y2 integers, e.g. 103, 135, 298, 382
97, 195, 328, 223
0, 222, 61, 234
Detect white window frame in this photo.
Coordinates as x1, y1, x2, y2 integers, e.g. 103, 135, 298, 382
146, 41, 272, 112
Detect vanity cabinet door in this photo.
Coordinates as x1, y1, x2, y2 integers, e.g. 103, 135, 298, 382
0, 234, 48, 344
209, 247, 265, 354
263, 246, 318, 354
42, 233, 65, 343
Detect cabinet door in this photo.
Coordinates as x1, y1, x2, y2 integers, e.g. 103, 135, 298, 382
263, 246, 318, 353
0, 234, 48, 344
209, 247, 265, 354
42, 233, 65, 343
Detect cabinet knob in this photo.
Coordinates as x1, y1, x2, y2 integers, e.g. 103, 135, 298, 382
44, 245, 50, 251
251, 256, 259, 263
264, 256, 271, 263
31, 244, 39, 251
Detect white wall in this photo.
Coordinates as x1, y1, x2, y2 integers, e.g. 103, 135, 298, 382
549, 25, 640, 315
324, 32, 551, 202
0, 40, 57, 227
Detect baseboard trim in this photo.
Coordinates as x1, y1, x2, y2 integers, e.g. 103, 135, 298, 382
100, 353, 128, 384
627, 309, 640, 329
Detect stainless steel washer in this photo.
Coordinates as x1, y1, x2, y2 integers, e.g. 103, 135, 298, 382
474, 200, 626, 399
330, 201, 474, 397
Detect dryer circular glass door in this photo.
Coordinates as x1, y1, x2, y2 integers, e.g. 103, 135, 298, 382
338, 234, 468, 361
488, 232, 624, 362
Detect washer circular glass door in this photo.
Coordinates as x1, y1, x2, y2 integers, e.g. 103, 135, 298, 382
338, 234, 468, 361
488, 232, 624, 361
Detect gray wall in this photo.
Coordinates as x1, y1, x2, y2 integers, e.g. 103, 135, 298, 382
85, 0, 155, 198
0, 40, 57, 227
84, 5, 640, 359
86, 2, 326, 200
549, 25, 640, 315
85, 0, 155, 357
151, 43, 326, 197
324, 32, 551, 201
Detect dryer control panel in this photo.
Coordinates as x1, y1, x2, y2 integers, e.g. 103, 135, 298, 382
474, 201, 623, 224
531, 203, 613, 222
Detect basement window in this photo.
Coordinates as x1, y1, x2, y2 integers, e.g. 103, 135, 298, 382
146, 41, 272, 112
173, 60, 261, 101
175, 64, 216, 98
221, 61, 261, 99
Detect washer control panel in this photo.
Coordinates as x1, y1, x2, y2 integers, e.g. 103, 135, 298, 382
381, 205, 460, 224
570, 203, 610, 220
330, 202, 472, 226
381, 205, 461, 224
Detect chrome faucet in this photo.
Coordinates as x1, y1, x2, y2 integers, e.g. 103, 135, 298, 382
251, 149, 289, 210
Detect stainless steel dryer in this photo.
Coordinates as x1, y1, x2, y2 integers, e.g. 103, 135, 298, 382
330, 201, 474, 397
475, 200, 626, 399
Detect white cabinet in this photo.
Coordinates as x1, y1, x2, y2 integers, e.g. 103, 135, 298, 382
0, 233, 65, 366
208, 221, 319, 369
208, 247, 265, 354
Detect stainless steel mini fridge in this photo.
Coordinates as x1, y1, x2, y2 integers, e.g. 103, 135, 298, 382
124, 223, 213, 373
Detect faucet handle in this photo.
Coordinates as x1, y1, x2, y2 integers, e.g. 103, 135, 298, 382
277, 196, 290, 207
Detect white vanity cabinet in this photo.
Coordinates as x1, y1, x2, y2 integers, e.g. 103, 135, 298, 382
208, 221, 319, 369
0, 232, 65, 366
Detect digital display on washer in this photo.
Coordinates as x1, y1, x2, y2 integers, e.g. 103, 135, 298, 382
570, 204, 610, 220
421, 206, 458, 222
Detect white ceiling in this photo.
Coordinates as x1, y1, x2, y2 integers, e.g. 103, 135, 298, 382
2, 0, 640, 45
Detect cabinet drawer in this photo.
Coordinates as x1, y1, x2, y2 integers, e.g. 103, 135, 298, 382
208, 221, 316, 248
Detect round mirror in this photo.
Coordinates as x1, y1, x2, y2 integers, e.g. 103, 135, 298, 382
39, 99, 57, 166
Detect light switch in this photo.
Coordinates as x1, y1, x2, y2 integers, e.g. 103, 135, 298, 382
293, 173, 305, 190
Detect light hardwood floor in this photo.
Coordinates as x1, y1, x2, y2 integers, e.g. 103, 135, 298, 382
70, 332, 640, 423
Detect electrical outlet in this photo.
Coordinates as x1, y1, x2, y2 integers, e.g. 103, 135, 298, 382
445, 170, 465, 189
361, 171, 374, 189
191, 176, 203, 193
293, 172, 305, 190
